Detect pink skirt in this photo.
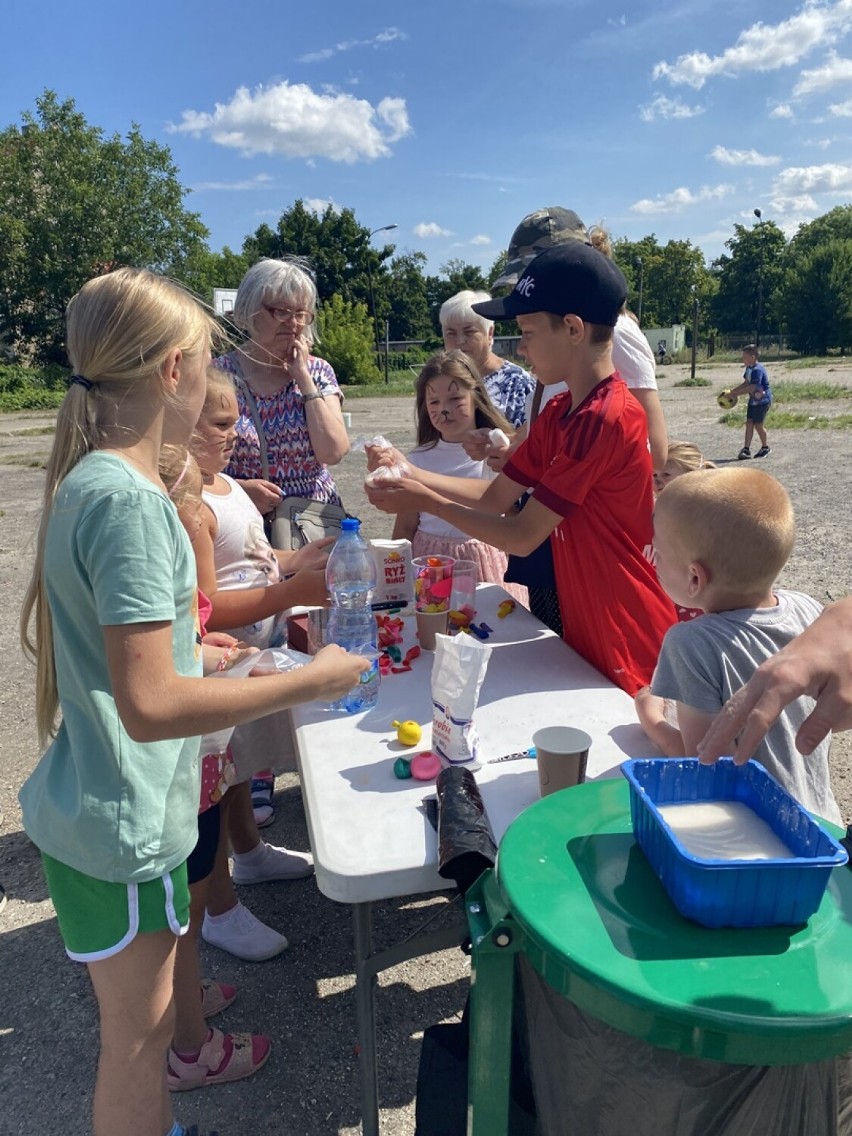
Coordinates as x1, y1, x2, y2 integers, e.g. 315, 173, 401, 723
411, 530, 529, 607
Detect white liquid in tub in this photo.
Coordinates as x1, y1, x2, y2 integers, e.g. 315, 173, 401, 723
657, 800, 796, 861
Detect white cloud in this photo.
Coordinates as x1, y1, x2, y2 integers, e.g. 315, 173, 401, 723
773, 160, 852, 195
829, 96, 852, 114
770, 103, 795, 119
793, 50, 852, 95
193, 173, 273, 191
168, 83, 411, 163
653, 0, 852, 89
304, 198, 339, 215
297, 27, 406, 64
770, 192, 820, 214
414, 222, 451, 238
630, 184, 734, 215
639, 94, 705, 121
606, 15, 627, 27
710, 145, 780, 167
470, 234, 491, 246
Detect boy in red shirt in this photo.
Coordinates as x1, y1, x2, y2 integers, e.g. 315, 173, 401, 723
366, 242, 676, 694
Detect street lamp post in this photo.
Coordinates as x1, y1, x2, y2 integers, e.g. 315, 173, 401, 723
637, 257, 644, 324
690, 286, 699, 381
366, 223, 398, 383
753, 208, 764, 349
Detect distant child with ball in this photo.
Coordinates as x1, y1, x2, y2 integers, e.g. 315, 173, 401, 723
720, 344, 772, 460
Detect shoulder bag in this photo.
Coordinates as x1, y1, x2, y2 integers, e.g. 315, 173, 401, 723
234, 377, 350, 550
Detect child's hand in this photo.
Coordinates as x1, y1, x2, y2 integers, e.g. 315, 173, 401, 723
462, 428, 493, 462
365, 442, 406, 472
309, 643, 371, 701
287, 566, 331, 608
365, 477, 440, 515
203, 631, 240, 649
290, 536, 334, 573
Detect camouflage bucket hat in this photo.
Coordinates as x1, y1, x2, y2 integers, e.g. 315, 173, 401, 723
492, 207, 588, 289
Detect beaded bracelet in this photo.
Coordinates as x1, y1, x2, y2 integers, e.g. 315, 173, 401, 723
216, 645, 240, 672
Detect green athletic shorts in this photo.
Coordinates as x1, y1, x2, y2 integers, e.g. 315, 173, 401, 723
41, 854, 190, 962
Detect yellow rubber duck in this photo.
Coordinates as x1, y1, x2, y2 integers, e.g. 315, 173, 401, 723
392, 720, 422, 747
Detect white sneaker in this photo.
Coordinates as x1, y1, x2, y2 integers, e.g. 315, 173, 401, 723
201, 903, 288, 961
231, 842, 315, 884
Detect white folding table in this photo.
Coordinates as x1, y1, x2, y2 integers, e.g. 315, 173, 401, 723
289, 584, 658, 1135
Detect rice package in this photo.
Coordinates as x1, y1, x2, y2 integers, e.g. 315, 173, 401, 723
431, 633, 492, 769
370, 538, 414, 610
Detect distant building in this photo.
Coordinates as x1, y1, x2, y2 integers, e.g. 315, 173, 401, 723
213, 289, 238, 317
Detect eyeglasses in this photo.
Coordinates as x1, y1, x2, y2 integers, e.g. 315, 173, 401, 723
262, 305, 315, 325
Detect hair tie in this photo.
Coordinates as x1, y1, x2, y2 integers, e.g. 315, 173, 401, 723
169, 452, 192, 497
69, 374, 94, 391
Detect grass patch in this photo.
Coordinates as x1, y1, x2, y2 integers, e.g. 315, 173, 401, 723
770, 381, 850, 402
674, 376, 711, 387
341, 379, 415, 399
0, 454, 48, 467
12, 425, 56, 436
718, 410, 852, 429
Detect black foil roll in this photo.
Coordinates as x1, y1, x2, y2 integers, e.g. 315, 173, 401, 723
435, 766, 498, 895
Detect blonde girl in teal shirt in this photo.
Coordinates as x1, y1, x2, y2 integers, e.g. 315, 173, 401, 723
18, 269, 368, 1136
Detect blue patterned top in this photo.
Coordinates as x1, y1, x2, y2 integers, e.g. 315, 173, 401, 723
213, 352, 343, 505
482, 361, 536, 428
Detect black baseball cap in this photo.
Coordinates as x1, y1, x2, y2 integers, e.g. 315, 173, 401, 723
473, 242, 627, 327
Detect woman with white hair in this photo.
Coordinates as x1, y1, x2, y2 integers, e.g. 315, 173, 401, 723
440, 290, 535, 429
213, 256, 349, 514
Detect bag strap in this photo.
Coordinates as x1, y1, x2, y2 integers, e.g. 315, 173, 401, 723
233, 374, 271, 483
530, 381, 544, 424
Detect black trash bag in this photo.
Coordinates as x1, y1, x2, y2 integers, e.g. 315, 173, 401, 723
435, 766, 498, 896
415, 987, 537, 1136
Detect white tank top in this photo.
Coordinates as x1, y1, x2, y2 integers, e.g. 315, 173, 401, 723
202, 474, 283, 648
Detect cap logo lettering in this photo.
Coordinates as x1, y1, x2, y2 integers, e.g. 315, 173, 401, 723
516, 274, 535, 298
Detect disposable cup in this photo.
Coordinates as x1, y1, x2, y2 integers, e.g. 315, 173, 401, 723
416, 609, 449, 650
412, 555, 455, 613
532, 726, 591, 797
449, 560, 477, 620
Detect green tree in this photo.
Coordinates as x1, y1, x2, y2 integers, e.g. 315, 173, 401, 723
242, 201, 396, 315
386, 251, 431, 340
0, 90, 209, 363
783, 239, 852, 354
612, 236, 714, 330
709, 221, 787, 336
786, 204, 852, 258
316, 293, 382, 385
173, 245, 250, 307
425, 259, 490, 334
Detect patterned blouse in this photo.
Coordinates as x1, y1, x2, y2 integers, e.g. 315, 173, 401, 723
482, 361, 536, 429
212, 351, 344, 505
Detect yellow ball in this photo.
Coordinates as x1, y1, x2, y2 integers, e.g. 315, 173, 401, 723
717, 390, 738, 410
392, 720, 422, 747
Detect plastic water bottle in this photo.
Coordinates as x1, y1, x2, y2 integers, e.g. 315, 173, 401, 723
326, 517, 380, 712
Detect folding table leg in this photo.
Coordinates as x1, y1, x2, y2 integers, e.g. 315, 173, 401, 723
353, 902, 380, 1136
466, 871, 521, 1136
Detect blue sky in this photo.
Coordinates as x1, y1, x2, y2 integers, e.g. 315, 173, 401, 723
4, 0, 852, 275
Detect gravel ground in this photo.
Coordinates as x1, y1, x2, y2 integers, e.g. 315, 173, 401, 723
1, 356, 851, 1136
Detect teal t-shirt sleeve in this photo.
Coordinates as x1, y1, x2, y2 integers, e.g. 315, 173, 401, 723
77, 488, 184, 625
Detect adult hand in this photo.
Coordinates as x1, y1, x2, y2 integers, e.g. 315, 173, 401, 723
309, 643, 371, 701
697, 598, 852, 763
241, 478, 283, 514
365, 477, 442, 516
285, 336, 314, 391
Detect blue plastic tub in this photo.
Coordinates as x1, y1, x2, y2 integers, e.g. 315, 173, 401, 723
622, 758, 848, 929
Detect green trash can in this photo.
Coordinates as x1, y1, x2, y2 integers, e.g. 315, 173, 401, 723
467, 778, 852, 1136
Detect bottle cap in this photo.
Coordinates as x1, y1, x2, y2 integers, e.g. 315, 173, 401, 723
341, 517, 360, 531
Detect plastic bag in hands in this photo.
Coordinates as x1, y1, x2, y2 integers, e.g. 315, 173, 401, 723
431, 634, 492, 769
352, 433, 411, 486
435, 765, 497, 895
200, 648, 311, 755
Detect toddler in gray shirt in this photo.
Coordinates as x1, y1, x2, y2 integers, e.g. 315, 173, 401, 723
636, 465, 841, 824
